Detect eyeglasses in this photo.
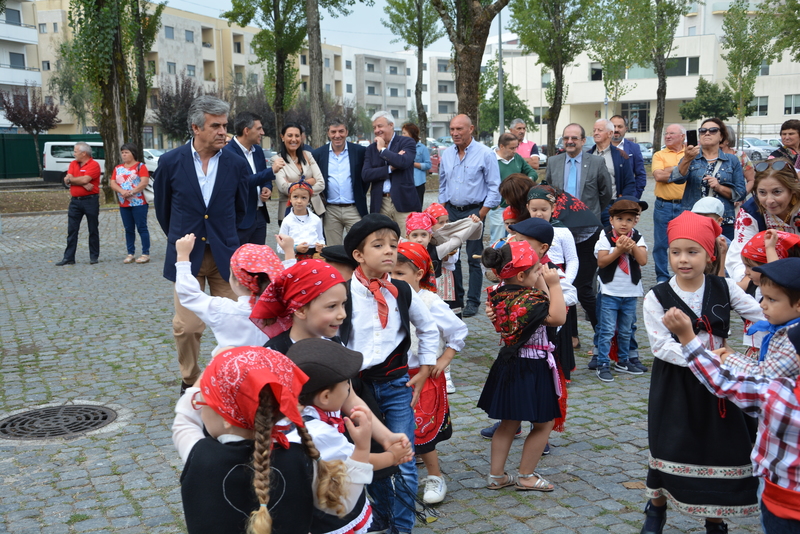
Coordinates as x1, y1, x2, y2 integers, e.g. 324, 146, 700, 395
563, 136, 583, 141
755, 160, 789, 173
191, 391, 208, 410
698, 127, 721, 135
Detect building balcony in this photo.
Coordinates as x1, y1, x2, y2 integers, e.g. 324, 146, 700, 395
202, 46, 216, 62
0, 20, 38, 45
0, 64, 41, 86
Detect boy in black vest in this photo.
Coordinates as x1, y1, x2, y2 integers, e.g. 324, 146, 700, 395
594, 198, 648, 382
341, 214, 439, 534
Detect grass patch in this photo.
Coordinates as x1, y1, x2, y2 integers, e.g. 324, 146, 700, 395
66, 513, 91, 524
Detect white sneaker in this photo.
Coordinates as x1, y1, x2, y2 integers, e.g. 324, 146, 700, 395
423, 475, 447, 504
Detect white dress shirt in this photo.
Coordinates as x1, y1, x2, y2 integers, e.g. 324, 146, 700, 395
190, 142, 222, 207
547, 226, 579, 284
277, 211, 325, 254
408, 289, 468, 369
234, 137, 265, 207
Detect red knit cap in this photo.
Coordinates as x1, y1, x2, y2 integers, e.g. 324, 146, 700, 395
667, 210, 721, 260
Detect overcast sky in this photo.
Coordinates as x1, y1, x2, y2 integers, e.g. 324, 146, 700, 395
163, 0, 511, 54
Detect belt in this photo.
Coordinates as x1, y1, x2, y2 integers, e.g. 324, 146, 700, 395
72, 195, 99, 200
382, 193, 392, 198
448, 202, 482, 212
656, 197, 681, 204
329, 203, 356, 208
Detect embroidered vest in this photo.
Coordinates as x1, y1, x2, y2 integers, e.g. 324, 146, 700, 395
652, 275, 731, 340
597, 226, 642, 286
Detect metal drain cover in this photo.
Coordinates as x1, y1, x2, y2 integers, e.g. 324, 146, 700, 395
0, 405, 117, 440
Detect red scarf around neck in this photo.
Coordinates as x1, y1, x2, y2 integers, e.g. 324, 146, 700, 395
354, 266, 398, 328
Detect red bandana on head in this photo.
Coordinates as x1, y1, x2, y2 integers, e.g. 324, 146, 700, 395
425, 203, 448, 220
668, 211, 721, 260
250, 259, 345, 338
503, 206, 519, 221
398, 241, 437, 292
230, 244, 284, 307
498, 241, 539, 279
742, 231, 800, 264
200, 346, 308, 433
405, 212, 436, 236
286, 181, 313, 209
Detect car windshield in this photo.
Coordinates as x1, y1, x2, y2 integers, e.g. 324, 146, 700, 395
638, 143, 650, 151
147, 149, 165, 156
744, 138, 769, 146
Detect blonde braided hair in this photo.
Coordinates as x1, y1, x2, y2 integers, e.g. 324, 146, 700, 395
295, 424, 349, 517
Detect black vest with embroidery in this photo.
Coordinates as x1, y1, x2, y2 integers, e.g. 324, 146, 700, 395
339, 278, 412, 383
651, 275, 731, 340
597, 226, 642, 286
427, 243, 443, 278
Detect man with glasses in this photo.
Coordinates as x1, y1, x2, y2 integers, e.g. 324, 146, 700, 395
651, 124, 687, 283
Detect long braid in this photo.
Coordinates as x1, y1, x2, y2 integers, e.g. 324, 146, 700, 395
247, 388, 278, 534
295, 424, 348, 517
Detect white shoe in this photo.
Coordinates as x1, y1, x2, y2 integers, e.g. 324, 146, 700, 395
423, 475, 447, 504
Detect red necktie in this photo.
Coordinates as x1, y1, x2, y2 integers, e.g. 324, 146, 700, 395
613, 231, 630, 274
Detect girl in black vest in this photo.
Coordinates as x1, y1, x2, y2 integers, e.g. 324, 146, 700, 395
640, 211, 765, 534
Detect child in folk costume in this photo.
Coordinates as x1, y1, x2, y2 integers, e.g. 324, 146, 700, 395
390, 241, 468, 504
479, 241, 566, 492
641, 211, 765, 534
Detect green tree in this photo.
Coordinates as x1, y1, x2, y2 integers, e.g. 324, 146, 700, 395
0, 84, 61, 177
721, 0, 781, 148
478, 56, 535, 140
584, 3, 636, 114
679, 78, 737, 122
509, 0, 588, 155
153, 73, 202, 142
48, 39, 97, 133
223, 0, 304, 139
765, 0, 800, 62
382, 0, 445, 137
429, 0, 511, 127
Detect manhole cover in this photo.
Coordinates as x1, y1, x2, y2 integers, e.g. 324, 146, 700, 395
0, 405, 117, 440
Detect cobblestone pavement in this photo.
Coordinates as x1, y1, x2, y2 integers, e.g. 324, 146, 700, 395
0, 180, 762, 534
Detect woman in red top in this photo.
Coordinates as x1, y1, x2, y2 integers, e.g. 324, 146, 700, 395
110, 143, 151, 263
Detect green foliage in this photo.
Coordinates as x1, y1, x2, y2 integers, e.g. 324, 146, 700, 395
49, 39, 97, 132
478, 56, 535, 138
382, 0, 444, 49
153, 73, 201, 141
584, 2, 636, 108
679, 78, 737, 122
765, 0, 800, 62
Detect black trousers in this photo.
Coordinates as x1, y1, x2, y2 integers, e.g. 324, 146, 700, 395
236, 207, 269, 245
573, 230, 599, 330
63, 195, 100, 261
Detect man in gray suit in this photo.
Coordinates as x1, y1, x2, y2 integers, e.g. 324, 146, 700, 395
544, 123, 613, 342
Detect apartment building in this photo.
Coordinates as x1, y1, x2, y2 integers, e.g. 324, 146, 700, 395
0, 0, 41, 132
297, 43, 344, 101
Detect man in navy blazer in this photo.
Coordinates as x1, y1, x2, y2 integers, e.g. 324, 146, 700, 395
611, 115, 647, 198
223, 111, 285, 245
154, 95, 249, 393
311, 118, 368, 245
362, 111, 418, 229
588, 118, 636, 225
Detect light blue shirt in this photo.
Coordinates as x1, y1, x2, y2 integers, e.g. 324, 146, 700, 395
382, 132, 396, 193
191, 141, 222, 207
437, 138, 502, 208
414, 142, 431, 187
326, 144, 354, 204
563, 151, 583, 198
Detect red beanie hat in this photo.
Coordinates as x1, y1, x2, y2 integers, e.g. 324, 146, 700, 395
667, 211, 721, 260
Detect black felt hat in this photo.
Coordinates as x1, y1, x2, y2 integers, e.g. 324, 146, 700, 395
753, 258, 800, 291
319, 245, 358, 269
343, 213, 401, 259
509, 217, 554, 246
285, 338, 363, 397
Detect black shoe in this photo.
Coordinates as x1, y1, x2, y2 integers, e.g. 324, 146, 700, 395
705, 520, 728, 534
55, 259, 75, 266
462, 303, 478, 317
588, 355, 598, 370
90, 258, 99, 264
180, 381, 193, 396
640, 502, 667, 534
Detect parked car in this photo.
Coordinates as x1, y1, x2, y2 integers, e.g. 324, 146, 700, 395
740, 138, 773, 161
42, 141, 106, 183
263, 149, 278, 165
429, 146, 440, 174
536, 152, 547, 167
638, 143, 653, 164
762, 138, 782, 148
435, 135, 453, 146
141, 148, 163, 174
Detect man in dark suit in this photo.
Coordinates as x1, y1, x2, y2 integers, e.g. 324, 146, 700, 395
588, 118, 636, 225
362, 110, 417, 229
610, 115, 647, 199
311, 118, 367, 246
154, 95, 249, 394
223, 111, 285, 245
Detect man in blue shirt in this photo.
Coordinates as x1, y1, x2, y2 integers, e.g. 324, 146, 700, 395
438, 114, 502, 317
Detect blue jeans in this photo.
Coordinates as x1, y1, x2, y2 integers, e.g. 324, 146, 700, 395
446, 203, 484, 308
367, 375, 417, 533
761, 500, 800, 534
596, 294, 638, 366
593, 292, 640, 354
119, 205, 150, 255
652, 199, 684, 283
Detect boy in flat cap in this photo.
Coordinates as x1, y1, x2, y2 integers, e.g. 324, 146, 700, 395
594, 198, 648, 382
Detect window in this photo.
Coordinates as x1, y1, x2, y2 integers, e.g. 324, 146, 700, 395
621, 102, 650, 132
167, 62, 177, 75
4, 9, 21, 25
533, 106, 549, 125
541, 71, 551, 88
407, 89, 411, 97
759, 60, 770, 76
9, 52, 25, 69
148, 60, 156, 74
39, 23, 47, 33
45, 96, 54, 106
422, 84, 427, 92
367, 86, 376, 95
325, 83, 331, 93
406, 68, 411, 76
249, 73, 258, 84
389, 66, 398, 75
42, 60, 51, 71
423, 105, 428, 112
438, 84, 449, 93
234, 41, 242, 54
187, 65, 196, 77
53, 22, 58, 32
324, 57, 330, 68
300, 54, 307, 65
346, 60, 352, 69
150, 95, 158, 109
165, 26, 174, 39
590, 62, 602, 81
367, 63, 375, 72
346, 84, 353, 93
784, 94, 800, 115
688, 57, 699, 75
437, 60, 449, 73
235, 71, 243, 84
665, 56, 700, 77
185, 30, 194, 43
750, 96, 768, 117
438, 103, 450, 114
301, 81, 307, 92
422, 62, 427, 71
391, 109, 399, 118
688, 26, 696, 36
390, 88, 399, 97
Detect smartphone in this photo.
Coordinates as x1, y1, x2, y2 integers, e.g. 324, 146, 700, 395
686, 129, 698, 147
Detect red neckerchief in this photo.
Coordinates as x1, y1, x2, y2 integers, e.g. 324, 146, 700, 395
611, 229, 632, 274
354, 266, 398, 328
313, 406, 344, 433
271, 424, 293, 449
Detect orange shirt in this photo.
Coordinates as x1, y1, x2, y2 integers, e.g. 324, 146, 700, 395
68, 158, 102, 197
652, 147, 686, 201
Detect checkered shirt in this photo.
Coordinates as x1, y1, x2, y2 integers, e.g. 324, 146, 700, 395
722, 326, 800, 379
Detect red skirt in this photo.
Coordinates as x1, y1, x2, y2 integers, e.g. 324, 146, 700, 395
409, 367, 452, 454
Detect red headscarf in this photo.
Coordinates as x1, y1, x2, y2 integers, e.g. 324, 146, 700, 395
425, 203, 448, 220
498, 241, 539, 279
503, 206, 519, 221
250, 259, 345, 338
287, 181, 313, 198
230, 244, 284, 307
405, 212, 436, 235
397, 241, 437, 292
668, 211, 721, 260
742, 231, 800, 263
200, 346, 308, 431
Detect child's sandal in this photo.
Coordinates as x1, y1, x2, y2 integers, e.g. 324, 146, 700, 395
486, 472, 515, 490
515, 472, 554, 492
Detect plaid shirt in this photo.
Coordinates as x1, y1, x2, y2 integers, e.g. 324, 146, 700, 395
722, 326, 800, 379
684, 337, 800, 491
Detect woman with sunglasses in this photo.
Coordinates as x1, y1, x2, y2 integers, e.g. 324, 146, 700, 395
671, 117, 746, 240
726, 159, 800, 282
274, 122, 326, 225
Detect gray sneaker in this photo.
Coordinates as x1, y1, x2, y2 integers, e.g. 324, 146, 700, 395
629, 357, 649, 372
614, 361, 644, 375
588, 355, 598, 370
596, 364, 614, 382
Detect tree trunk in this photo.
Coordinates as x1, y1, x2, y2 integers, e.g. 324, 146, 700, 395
545, 65, 565, 157
32, 133, 43, 177
273, 0, 285, 141
653, 54, 667, 152
306, 0, 324, 148
416, 43, 427, 137
129, 0, 148, 151
455, 41, 485, 126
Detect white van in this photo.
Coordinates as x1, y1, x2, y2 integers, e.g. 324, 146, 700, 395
42, 141, 106, 183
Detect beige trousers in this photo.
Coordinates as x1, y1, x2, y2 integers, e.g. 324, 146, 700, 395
380, 196, 410, 233
323, 204, 363, 246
